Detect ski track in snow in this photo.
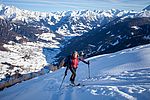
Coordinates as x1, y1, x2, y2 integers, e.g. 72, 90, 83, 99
0, 44, 150, 100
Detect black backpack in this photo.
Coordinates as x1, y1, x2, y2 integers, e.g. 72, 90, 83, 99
64, 55, 72, 67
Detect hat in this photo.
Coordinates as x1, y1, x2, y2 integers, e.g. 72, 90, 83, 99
73, 51, 78, 54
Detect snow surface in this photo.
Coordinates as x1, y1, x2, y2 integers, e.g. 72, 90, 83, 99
0, 43, 48, 79
131, 26, 141, 30
0, 44, 150, 100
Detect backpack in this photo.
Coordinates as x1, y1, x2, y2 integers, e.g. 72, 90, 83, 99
64, 55, 72, 67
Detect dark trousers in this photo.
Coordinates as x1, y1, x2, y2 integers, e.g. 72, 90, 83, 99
69, 67, 76, 83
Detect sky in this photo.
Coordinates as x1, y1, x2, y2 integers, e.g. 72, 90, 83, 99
0, 0, 149, 12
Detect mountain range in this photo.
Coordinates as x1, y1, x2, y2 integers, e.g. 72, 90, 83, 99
0, 4, 150, 81
58, 17, 150, 60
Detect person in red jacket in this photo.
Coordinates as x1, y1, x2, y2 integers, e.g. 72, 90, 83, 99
64, 51, 89, 84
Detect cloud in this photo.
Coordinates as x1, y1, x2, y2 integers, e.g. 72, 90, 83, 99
1, 0, 103, 10
1, 0, 149, 12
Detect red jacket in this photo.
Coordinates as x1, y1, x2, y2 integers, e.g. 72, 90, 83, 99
71, 57, 79, 69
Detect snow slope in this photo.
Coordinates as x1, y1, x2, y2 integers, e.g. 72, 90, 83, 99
0, 45, 150, 100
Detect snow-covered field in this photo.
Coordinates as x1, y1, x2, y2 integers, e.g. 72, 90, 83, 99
0, 31, 61, 80
0, 40, 60, 80
0, 43, 44, 79
0, 44, 150, 100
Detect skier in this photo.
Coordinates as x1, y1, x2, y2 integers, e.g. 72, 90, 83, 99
64, 51, 89, 85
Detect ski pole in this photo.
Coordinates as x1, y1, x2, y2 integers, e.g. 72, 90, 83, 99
59, 74, 66, 90
88, 61, 90, 79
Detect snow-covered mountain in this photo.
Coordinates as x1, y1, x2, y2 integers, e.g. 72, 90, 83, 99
0, 4, 150, 85
0, 4, 138, 36
143, 5, 150, 11
58, 17, 150, 59
0, 4, 149, 52
0, 44, 150, 100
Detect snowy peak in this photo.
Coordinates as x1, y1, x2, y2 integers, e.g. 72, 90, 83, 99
0, 4, 148, 36
143, 5, 150, 11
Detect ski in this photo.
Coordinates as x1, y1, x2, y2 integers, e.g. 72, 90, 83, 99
61, 83, 85, 90
70, 83, 85, 87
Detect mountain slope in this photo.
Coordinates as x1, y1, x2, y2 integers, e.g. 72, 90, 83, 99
0, 44, 150, 100
58, 17, 150, 59
143, 5, 150, 11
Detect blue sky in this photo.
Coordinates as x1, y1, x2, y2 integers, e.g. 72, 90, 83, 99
0, 0, 149, 12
